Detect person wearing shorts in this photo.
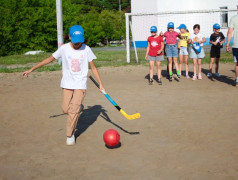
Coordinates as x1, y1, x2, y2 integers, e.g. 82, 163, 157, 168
145, 26, 164, 85
177, 24, 190, 78
227, 12, 238, 87
162, 22, 182, 81
188, 24, 206, 80
207, 23, 225, 78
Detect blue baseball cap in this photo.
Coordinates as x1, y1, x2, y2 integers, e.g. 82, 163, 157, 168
69, 25, 85, 43
177, 24, 187, 29
168, 22, 174, 28
150, 26, 157, 32
213, 23, 220, 29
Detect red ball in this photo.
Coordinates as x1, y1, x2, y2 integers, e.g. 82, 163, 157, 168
103, 129, 120, 147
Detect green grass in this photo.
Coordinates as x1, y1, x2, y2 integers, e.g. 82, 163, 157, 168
0, 53, 52, 65
0, 49, 234, 73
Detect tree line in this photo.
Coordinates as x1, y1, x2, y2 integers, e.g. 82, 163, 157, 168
0, 0, 130, 56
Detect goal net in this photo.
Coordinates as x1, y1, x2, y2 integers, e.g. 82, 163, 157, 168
125, 9, 237, 63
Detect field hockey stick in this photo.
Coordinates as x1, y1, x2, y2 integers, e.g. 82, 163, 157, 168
89, 76, 141, 120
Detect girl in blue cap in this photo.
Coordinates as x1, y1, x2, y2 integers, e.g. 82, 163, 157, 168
145, 26, 164, 85
162, 22, 182, 81
177, 24, 190, 78
207, 23, 225, 78
22, 25, 105, 146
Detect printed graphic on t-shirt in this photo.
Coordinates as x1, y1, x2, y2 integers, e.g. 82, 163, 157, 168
215, 37, 221, 42
182, 35, 189, 40
71, 58, 81, 72
193, 37, 199, 42
151, 41, 159, 47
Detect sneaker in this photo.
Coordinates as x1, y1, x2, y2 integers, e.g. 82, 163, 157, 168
169, 76, 173, 82
66, 134, 75, 145
215, 73, 221, 77
177, 74, 181, 79
192, 75, 197, 80
157, 79, 162, 85
186, 74, 190, 79
198, 74, 202, 80
149, 79, 153, 85
207, 73, 212, 78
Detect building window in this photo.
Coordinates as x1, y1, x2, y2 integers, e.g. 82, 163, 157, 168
220, 7, 228, 27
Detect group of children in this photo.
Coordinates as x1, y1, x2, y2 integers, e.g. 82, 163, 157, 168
145, 22, 225, 84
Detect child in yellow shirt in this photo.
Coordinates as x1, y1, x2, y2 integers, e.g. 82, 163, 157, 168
177, 24, 190, 78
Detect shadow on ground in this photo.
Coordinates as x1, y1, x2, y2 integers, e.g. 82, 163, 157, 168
202, 68, 235, 86
75, 105, 140, 140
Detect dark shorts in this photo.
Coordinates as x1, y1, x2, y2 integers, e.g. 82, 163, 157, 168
210, 47, 220, 58
232, 48, 238, 63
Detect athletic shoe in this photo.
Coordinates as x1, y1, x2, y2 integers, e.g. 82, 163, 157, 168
207, 73, 212, 78
215, 73, 221, 77
157, 79, 162, 85
66, 134, 75, 145
169, 76, 173, 81
192, 75, 197, 80
198, 74, 202, 80
149, 79, 153, 85
177, 74, 181, 79
186, 74, 190, 79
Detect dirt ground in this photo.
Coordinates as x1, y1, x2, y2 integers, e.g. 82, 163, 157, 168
0, 63, 238, 180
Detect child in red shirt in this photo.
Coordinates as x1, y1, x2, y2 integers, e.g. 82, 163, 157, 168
145, 26, 164, 85
162, 22, 182, 81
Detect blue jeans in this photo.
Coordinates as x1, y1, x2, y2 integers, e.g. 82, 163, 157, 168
166, 45, 178, 58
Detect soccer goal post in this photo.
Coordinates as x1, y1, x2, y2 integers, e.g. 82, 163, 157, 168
125, 9, 237, 63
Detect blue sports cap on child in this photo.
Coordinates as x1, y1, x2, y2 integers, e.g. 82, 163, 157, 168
167, 22, 174, 28
69, 25, 85, 43
177, 24, 187, 29
150, 26, 157, 32
213, 23, 220, 29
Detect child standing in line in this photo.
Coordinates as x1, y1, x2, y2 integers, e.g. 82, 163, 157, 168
22, 25, 104, 146
162, 22, 181, 81
188, 24, 206, 80
207, 23, 225, 78
145, 26, 164, 85
177, 24, 190, 78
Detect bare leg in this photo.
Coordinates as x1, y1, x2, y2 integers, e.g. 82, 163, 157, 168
209, 58, 215, 73
179, 54, 183, 74
198, 59, 202, 75
156, 61, 161, 79
149, 60, 154, 80
168, 57, 173, 76
184, 55, 189, 75
215, 58, 219, 73
193, 58, 197, 76
173, 57, 179, 75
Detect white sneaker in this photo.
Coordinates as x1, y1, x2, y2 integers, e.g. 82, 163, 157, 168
66, 134, 75, 145
207, 73, 212, 78
215, 73, 221, 77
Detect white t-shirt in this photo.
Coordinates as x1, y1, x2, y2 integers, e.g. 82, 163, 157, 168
52, 43, 96, 89
189, 32, 205, 46
229, 15, 238, 48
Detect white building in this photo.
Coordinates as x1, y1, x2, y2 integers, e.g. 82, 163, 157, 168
130, 0, 238, 47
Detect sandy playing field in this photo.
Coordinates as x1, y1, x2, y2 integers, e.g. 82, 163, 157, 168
0, 64, 237, 180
